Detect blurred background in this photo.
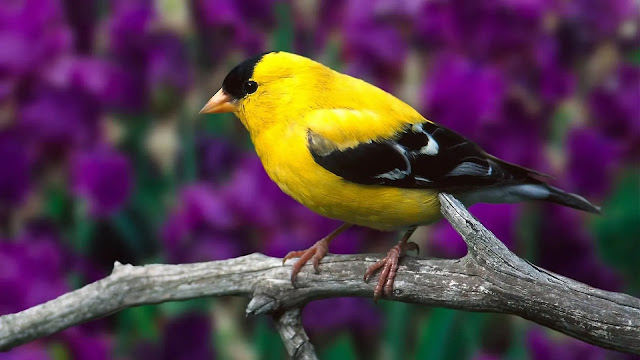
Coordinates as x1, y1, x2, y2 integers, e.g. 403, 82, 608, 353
0, 0, 639, 359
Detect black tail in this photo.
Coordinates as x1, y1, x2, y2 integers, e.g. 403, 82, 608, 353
545, 185, 601, 214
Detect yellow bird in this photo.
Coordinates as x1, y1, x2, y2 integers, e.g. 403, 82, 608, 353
200, 51, 600, 301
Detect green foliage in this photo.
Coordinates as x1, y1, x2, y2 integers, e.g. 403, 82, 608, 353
321, 334, 358, 360
593, 169, 640, 293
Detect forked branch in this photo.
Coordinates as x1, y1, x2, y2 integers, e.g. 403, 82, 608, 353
0, 194, 638, 357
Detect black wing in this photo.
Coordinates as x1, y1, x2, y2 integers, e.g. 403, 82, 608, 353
308, 121, 546, 192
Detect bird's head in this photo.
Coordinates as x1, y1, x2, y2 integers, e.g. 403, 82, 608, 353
200, 51, 331, 135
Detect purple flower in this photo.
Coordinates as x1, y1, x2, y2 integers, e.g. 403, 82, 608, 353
59, 327, 112, 360
162, 313, 214, 360
0, 225, 69, 315
527, 327, 626, 360
0, 129, 32, 210
162, 184, 240, 263
303, 298, 381, 336
220, 155, 298, 229
134, 313, 215, 360
106, 0, 156, 64
341, 0, 408, 90
566, 127, 622, 198
559, 0, 637, 42
534, 36, 577, 103
429, 203, 520, 258
0, 0, 72, 77
104, 0, 192, 113
19, 86, 101, 162
0, 344, 51, 360
191, 0, 266, 65
196, 136, 238, 184
421, 54, 506, 138
538, 206, 621, 291
71, 147, 133, 217
416, 0, 551, 58
61, 0, 98, 53
589, 64, 640, 159
146, 32, 192, 112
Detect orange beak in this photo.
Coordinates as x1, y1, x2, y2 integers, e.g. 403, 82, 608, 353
199, 88, 237, 114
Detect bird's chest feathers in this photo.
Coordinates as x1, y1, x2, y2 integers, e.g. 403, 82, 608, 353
252, 124, 317, 199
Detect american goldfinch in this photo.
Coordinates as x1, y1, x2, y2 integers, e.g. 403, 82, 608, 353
200, 52, 600, 301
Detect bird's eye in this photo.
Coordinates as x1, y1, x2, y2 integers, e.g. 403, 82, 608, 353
244, 80, 258, 94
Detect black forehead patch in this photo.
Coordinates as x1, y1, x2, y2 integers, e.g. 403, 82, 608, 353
222, 52, 272, 99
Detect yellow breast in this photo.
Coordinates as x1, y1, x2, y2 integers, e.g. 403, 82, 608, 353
252, 123, 442, 231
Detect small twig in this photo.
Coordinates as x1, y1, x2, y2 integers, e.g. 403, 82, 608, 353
273, 308, 317, 360
0, 194, 638, 354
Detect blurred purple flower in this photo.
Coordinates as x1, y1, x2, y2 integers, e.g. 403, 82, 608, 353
416, 0, 551, 58
220, 155, 297, 229
483, 114, 548, 171
0, 344, 51, 360
196, 136, 239, 184
145, 32, 191, 107
71, 147, 133, 217
0, 129, 31, 210
0, 0, 72, 77
303, 298, 381, 336
527, 327, 626, 360
61, 0, 98, 53
422, 54, 506, 137
59, 327, 112, 360
162, 184, 240, 263
538, 206, 621, 291
105, 0, 192, 113
107, 0, 155, 64
589, 64, 640, 159
162, 184, 242, 263
559, 0, 637, 41
191, 0, 265, 65
0, 225, 69, 315
534, 36, 577, 103
342, 0, 408, 90
162, 313, 214, 360
134, 313, 214, 360
566, 127, 622, 198
20, 87, 101, 160
429, 203, 520, 258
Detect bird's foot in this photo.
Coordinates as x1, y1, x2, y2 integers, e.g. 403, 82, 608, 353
363, 241, 419, 302
282, 237, 331, 285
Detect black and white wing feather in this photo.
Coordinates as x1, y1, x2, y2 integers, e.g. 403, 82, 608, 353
308, 121, 546, 192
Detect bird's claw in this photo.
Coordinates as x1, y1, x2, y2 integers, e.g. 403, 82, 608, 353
364, 241, 417, 302
282, 238, 330, 284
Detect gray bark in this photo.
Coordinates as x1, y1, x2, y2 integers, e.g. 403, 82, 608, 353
0, 194, 637, 357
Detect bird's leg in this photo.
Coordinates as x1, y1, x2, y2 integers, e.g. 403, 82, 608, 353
364, 226, 418, 302
283, 223, 352, 284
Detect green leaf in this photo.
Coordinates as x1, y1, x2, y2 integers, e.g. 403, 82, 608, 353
381, 301, 412, 360
253, 317, 286, 360
505, 321, 530, 360
415, 310, 487, 360
44, 185, 69, 221
593, 169, 640, 293
272, 2, 294, 52
320, 334, 358, 360
115, 305, 159, 353
159, 298, 213, 316
415, 308, 457, 360
71, 202, 94, 254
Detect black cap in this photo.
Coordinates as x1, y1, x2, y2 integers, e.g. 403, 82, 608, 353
222, 52, 272, 100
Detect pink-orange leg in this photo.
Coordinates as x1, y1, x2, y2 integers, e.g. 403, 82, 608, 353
364, 227, 418, 302
283, 223, 352, 284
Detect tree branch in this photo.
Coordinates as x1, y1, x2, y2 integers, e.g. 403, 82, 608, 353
0, 194, 638, 356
